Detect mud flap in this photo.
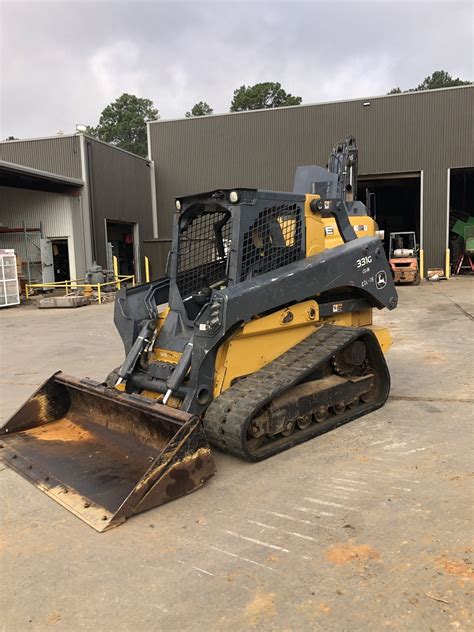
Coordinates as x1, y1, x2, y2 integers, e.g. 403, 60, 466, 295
0, 372, 216, 532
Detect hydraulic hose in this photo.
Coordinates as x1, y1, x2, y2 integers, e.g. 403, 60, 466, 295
163, 341, 193, 405
116, 320, 155, 386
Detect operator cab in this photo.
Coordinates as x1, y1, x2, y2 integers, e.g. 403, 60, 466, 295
172, 189, 305, 320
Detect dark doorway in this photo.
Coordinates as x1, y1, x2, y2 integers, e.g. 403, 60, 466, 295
51, 239, 70, 281
449, 168, 474, 275
106, 221, 136, 276
358, 175, 421, 257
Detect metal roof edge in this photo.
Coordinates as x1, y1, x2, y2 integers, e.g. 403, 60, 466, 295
0, 134, 150, 162
0, 160, 84, 186
0, 134, 77, 144
81, 134, 151, 162
151, 84, 474, 125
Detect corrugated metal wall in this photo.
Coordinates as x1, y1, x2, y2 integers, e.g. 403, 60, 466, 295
0, 186, 84, 281
85, 138, 153, 278
0, 136, 82, 179
0, 136, 154, 279
149, 86, 474, 270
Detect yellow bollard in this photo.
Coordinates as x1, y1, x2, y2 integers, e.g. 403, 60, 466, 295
97, 284, 102, 304
145, 256, 150, 283
113, 256, 121, 290
419, 249, 424, 279
445, 249, 450, 279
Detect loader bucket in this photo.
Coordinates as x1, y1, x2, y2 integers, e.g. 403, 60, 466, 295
0, 372, 215, 532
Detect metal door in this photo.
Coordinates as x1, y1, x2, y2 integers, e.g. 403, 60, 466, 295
40, 238, 55, 283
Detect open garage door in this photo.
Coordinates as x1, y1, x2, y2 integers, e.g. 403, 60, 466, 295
449, 168, 474, 276
358, 172, 421, 265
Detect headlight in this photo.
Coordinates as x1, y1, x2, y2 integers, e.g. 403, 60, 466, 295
229, 190, 239, 204
175, 200, 182, 211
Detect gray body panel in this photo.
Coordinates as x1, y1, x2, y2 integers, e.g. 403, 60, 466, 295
293, 166, 338, 197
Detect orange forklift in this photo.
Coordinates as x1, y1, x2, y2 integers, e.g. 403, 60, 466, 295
389, 231, 420, 285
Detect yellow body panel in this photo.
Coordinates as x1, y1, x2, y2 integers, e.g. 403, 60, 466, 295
213, 299, 391, 397
139, 389, 182, 408
152, 348, 181, 364
321, 308, 372, 328
366, 326, 392, 353
150, 306, 183, 365
213, 300, 321, 396
304, 194, 326, 257
323, 216, 377, 249
303, 194, 377, 255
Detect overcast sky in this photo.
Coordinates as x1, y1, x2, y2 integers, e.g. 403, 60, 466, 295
1, 0, 472, 139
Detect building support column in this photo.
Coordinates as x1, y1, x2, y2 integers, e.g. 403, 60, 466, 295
445, 168, 451, 278
78, 133, 94, 269
147, 122, 159, 239
419, 170, 424, 278
149, 160, 159, 239
421, 168, 448, 272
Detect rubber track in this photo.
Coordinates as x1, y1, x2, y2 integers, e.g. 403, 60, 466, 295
203, 324, 388, 461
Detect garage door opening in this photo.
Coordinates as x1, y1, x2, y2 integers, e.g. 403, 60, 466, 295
449, 168, 474, 275
106, 221, 138, 277
358, 174, 421, 258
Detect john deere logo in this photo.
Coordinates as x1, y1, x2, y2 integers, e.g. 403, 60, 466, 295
376, 270, 387, 289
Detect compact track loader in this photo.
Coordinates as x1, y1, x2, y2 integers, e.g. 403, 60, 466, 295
0, 137, 398, 531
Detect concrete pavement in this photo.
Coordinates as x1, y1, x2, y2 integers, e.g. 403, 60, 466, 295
1, 278, 472, 631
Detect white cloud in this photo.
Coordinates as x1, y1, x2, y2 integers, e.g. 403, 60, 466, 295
88, 41, 149, 103
0, 1, 472, 138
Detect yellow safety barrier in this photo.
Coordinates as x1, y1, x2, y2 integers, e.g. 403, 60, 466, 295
25, 274, 135, 304
145, 256, 150, 283
113, 256, 121, 290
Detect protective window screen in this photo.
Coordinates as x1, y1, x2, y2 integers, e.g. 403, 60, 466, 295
240, 203, 304, 281
176, 209, 232, 297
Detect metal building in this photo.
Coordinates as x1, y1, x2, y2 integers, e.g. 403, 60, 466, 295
148, 85, 473, 275
0, 135, 155, 283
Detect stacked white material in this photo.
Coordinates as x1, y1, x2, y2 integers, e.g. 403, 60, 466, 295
0, 249, 20, 307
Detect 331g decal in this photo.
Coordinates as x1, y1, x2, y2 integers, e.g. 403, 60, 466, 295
356, 255, 372, 268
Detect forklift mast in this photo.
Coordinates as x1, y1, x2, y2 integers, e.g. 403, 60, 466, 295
389, 232, 417, 258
